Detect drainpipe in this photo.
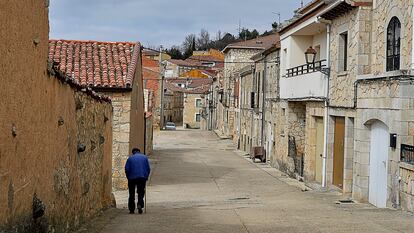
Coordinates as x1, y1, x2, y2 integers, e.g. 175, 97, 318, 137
238, 74, 243, 148
412, 5, 414, 69
322, 22, 331, 188
261, 58, 267, 148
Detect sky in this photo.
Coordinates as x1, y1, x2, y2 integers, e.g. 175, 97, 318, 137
49, 0, 308, 49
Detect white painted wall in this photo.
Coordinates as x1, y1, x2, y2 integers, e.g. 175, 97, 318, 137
279, 72, 327, 99
280, 33, 327, 77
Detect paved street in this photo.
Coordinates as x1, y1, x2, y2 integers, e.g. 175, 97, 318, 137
77, 129, 414, 233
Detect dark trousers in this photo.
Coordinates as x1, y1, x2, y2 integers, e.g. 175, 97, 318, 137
128, 178, 147, 212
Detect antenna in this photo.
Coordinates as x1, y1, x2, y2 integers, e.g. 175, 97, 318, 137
301, 0, 304, 8
272, 12, 281, 25
238, 19, 241, 35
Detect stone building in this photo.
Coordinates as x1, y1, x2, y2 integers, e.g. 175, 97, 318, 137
0, 1, 113, 231
49, 39, 147, 191
238, 66, 257, 153
251, 45, 281, 166
220, 34, 280, 143
183, 85, 212, 129
277, 0, 414, 211
278, 0, 332, 182
329, 0, 414, 210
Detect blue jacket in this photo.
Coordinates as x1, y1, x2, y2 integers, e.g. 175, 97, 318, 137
125, 153, 151, 180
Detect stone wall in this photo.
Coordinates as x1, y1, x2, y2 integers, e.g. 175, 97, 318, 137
108, 93, 132, 191
145, 114, 154, 155
222, 48, 262, 139
400, 163, 414, 211
371, 0, 413, 73
354, 77, 414, 207
329, 7, 372, 107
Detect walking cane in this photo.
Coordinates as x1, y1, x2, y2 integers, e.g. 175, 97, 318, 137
144, 189, 147, 214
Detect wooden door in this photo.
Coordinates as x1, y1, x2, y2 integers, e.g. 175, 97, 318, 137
333, 117, 345, 188
315, 117, 324, 183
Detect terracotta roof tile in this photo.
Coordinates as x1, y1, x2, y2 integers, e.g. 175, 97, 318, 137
49, 39, 140, 89
223, 34, 280, 53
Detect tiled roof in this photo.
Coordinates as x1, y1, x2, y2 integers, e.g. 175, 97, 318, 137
142, 56, 159, 68
49, 39, 141, 89
167, 59, 196, 67
222, 34, 280, 53
47, 61, 111, 103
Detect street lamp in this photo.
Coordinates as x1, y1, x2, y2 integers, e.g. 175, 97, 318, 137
305, 46, 317, 65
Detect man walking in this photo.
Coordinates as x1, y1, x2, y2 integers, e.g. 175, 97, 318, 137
125, 148, 151, 214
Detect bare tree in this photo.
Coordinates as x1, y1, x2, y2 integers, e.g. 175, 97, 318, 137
216, 30, 222, 41
182, 34, 196, 52
197, 29, 211, 50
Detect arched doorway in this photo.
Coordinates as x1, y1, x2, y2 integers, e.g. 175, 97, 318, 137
369, 121, 389, 208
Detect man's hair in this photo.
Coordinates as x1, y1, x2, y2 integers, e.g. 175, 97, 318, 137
132, 148, 140, 154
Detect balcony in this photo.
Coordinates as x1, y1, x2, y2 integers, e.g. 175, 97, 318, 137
280, 60, 327, 100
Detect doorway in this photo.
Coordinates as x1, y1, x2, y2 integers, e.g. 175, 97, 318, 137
369, 121, 389, 208
333, 117, 345, 188
315, 117, 324, 183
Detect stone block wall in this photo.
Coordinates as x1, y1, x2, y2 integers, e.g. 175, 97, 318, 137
145, 114, 154, 155
109, 92, 132, 191
223, 49, 262, 138
329, 7, 372, 107
371, 0, 413, 73
400, 163, 414, 211
354, 78, 414, 208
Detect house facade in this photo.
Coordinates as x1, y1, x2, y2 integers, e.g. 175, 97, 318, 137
220, 34, 279, 143
49, 40, 147, 191
277, 0, 414, 211
346, 0, 413, 210
278, 1, 330, 180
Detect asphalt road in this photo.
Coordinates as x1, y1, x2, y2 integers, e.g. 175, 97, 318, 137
75, 129, 414, 233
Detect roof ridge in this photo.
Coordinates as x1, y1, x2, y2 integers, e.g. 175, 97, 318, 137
50, 39, 139, 45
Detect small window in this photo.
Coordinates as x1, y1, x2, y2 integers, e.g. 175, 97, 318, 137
250, 92, 255, 109
387, 17, 401, 71
195, 99, 202, 108
338, 32, 348, 72
195, 114, 201, 122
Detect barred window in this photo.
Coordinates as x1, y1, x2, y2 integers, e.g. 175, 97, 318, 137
386, 17, 401, 71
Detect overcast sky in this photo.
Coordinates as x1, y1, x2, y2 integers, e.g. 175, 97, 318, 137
49, 0, 307, 48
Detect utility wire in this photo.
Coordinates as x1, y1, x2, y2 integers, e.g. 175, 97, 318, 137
141, 46, 279, 65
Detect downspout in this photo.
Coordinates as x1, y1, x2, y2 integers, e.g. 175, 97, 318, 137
250, 65, 255, 149
412, 4, 414, 70
144, 113, 147, 155
322, 22, 331, 188
238, 74, 243, 148
261, 57, 267, 148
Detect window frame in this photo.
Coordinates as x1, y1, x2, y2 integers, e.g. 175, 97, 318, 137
386, 17, 401, 71
195, 113, 201, 122
195, 98, 203, 108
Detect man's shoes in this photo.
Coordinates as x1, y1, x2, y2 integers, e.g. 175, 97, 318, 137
129, 211, 134, 214
137, 205, 143, 214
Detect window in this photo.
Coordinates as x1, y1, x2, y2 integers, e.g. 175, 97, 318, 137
195, 98, 202, 108
196, 114, 201, 122
338, 32, 348, 72
250, 92, 256, 109
387, 17, 401, 71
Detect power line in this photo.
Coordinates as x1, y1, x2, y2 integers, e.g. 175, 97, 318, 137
142, 46, 279, 65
